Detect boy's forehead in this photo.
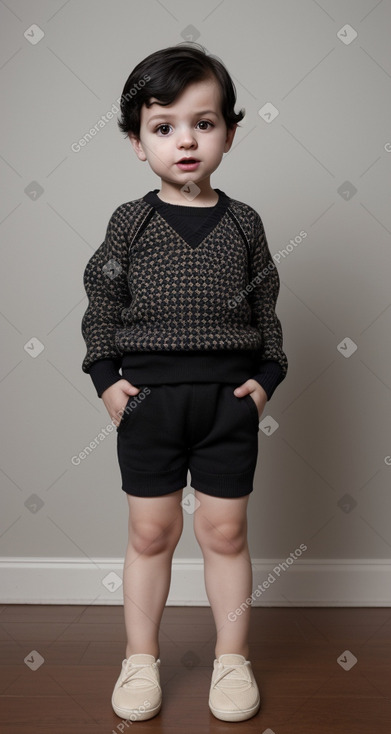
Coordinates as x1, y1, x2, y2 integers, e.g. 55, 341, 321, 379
141, 78, 222, 121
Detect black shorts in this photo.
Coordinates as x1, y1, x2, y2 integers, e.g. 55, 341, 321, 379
116, 383, 259, 499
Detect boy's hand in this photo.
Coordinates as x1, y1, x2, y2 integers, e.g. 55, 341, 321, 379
233, 379, 268, 419
101, 380, 140, 427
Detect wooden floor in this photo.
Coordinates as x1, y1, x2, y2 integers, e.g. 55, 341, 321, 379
1, 604, 391, 733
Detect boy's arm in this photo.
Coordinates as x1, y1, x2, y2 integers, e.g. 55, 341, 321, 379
87, 357, 124, 398
249, 212, 288, 400
251, 359, 283, 401
81, 205, 131, 397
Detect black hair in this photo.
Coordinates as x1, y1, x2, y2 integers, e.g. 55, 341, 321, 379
117, 42, 245, 138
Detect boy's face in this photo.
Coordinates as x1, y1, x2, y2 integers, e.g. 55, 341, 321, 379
128, 77, 237, 200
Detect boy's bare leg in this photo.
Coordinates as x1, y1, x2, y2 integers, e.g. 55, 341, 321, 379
123, 488, 184, 659
193, 491, 252, 659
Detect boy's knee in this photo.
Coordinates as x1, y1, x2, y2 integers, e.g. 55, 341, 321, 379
194, 518, 246, 555
130, 516, 183, 555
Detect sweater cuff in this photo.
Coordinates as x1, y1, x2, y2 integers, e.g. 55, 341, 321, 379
88, 358, 123, 397
251, 360, 284, 401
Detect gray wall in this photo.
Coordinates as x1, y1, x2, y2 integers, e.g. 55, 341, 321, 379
1, 0, 390, 583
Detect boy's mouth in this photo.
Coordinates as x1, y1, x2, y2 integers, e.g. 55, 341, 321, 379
176, 158, 200, 170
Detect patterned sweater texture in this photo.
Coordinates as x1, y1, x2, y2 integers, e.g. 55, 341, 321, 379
81, 188, 288, 399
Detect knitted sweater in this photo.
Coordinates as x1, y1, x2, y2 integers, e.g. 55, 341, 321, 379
81, 188, 288, 399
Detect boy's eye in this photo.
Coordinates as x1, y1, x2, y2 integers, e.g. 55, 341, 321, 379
156, 124, 172, 136
155, 120, 215, 135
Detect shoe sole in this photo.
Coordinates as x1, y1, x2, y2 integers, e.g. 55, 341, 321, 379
209, 697, 260, 722
111, 698, 162, 721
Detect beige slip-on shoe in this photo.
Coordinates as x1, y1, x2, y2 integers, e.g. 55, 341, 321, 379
209, 653, 261, 722
111, 653, 162, 720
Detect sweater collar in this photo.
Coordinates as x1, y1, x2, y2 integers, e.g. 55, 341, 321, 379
142, 188, 231, 249
144, 187, 229, 209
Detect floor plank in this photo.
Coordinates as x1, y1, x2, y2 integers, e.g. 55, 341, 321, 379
0, 605, 390, 733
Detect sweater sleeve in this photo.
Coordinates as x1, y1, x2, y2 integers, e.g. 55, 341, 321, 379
249, 212, 288, 399
251, 360, 283, 401
88, 357, 123, 398
81, 205, 132, 383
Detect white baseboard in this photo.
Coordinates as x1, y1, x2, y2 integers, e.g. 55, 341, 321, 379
1, 557, 391, 606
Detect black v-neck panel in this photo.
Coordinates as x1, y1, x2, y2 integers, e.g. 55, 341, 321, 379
142, 188, 231, 248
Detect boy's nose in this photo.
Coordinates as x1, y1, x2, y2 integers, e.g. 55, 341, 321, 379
176, 127, 197, 148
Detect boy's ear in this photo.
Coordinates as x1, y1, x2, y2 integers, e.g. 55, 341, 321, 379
224, 123, 237, 154
128, 133, 147, 161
